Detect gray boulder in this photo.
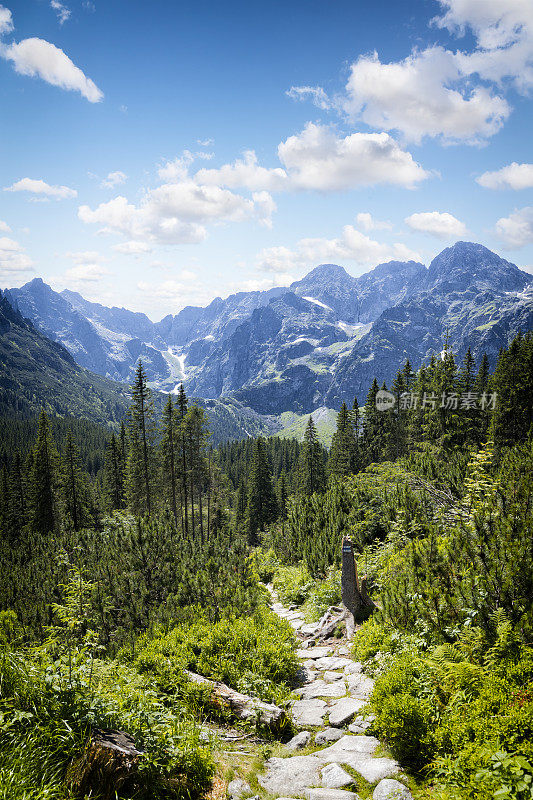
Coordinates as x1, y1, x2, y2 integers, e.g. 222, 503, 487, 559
292, 698, 327, 727
286, 730, 312, 751
321, 763, 354, 788
314, 728, 344, 746
328, 697, 367, 726
258, 755, 321, 795
305, 790, 360, 800
373, 779, 412, 800
227, 778, 252, 799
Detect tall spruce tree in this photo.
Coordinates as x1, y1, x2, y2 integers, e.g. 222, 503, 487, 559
126, 361, 157, 516
28, 411, 60, 534
298, 416, 326, 494
104, 434, 125, 511
329, 403, 357, 478
246, 437, 278, 544
161, 394, 179, 523
176, 384, 189, 535
361, 378, 381, 466
61, 430, 88, 530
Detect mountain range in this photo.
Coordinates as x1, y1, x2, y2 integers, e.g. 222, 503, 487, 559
4, 241, 533, 424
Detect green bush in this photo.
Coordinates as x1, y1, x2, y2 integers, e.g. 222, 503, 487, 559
303, 568, 342, 622
135, 607, 298, 707
272, 564, 313, 606
0, 646, 215, 800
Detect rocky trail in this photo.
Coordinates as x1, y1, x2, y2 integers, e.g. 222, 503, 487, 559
227, 590, 413, 800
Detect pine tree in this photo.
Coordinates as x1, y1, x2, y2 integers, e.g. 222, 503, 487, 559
176, 384, 189, 535
361, 379, 381, 466
350, 398, 362, 473
329, 403, 357, 477
126, 361, 157, 516
161, 394, 179, 523
8, 452, 27, 539
105, 434, 125, 510
28, 411, 60, 534
298, 416, 326, 494
246, 437, 278, 545
61, 430, 88, 530
234, 479, 247, 533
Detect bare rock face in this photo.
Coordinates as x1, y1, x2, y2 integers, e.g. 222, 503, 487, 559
67, 729, 144, 800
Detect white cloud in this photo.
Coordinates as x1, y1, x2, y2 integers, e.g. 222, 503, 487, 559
0, 219, 11, 232
0, 5, 13, 35
436, 0, 533, 90
344, 47, 509, 144
5, 177, 77, 199
278, 123, 429, 190
290, 1, 532, 144
113, 240, 152, 255
495, 206, 533, 248
158, 150, 213, 182
101, 170, 127, 189
477, 162, 533, 190
197, 138, 214, 147
257, 226, 422, 274
240, 275, 294, 292
50, 1, 71, 25
79, 177, 275, 245
0, 236, 34, 277
356, 212, 392, 232
405, 211, 467, 239
136, 278, 214, 310
286, 85, 332, 110
0, 7, 103, 103
66, 250, 106, 264
64, 263, 108, 283
195, 150, 289, 192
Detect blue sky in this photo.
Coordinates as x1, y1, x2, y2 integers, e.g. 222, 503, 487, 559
1, 0, 532, 319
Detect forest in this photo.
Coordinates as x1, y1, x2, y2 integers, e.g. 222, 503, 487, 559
0, 331, 532, 800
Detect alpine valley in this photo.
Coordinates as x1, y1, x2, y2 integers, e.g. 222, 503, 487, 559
3, 240, 533, 439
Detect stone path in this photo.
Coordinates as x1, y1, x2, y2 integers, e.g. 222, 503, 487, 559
250, 591, 413, 800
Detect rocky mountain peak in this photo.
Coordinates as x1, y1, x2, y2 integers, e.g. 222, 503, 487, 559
426, 241, 530, 294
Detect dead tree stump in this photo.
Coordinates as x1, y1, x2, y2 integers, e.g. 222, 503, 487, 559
67, 729, 144, 800
341, 536, 375, 627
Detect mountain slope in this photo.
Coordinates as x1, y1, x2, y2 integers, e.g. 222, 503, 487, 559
0, 290, 130, 425
325, 242, 533, 407
6, 241, 533, 418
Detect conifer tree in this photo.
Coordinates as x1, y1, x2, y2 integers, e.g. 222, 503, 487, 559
298, 416, 326, 494
176, 384, 189, 535
8, 452, 27, 539
246, 437, 278, 544
350, 398, 362, 473
28, 411, 60, 534
234, 479, 247, 533
161, 394, 179, 523
361, 378, 381, 466
61, 430, 88, 530
329, 403, 357, 477
126, 361, 157, 516
105, 434, 125, 510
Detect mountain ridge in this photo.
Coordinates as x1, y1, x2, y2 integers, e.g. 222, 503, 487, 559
5, 241, 533, 416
